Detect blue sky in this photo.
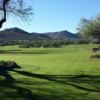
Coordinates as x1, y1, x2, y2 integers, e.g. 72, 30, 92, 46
1, 0, 100, 33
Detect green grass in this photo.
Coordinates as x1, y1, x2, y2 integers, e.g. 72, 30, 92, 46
0, 44, 100, 100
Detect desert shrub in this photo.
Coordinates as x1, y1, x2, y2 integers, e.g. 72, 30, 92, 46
51, 42, 61, 47
0, 61, 20, 70
90, 54, 100, 59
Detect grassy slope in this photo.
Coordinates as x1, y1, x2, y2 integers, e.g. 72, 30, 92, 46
0, 44, 100, 100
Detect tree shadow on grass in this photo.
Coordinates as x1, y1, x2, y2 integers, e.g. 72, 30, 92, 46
13, 70, 100, 93
0, 70, 38, 100
0, 68, 100, 100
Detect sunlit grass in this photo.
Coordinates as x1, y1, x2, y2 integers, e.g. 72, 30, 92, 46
0, 44, 100, 100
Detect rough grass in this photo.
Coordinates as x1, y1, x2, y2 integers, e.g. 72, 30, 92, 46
0, 44, 100, 100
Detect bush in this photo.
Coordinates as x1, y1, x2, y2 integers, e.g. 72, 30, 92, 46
90, 54, 100, 59
0, 61, 20, 70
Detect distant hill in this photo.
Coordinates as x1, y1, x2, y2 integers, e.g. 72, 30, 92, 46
0, 27, 79, 41
0, 27, 29, 40
31, 32, 51, 40
45, 30, 79, 40
0, 27, 50, 40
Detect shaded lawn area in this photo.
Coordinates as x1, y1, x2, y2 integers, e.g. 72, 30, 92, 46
0, 69, 100, 100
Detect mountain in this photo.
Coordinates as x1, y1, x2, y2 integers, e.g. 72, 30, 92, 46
31, 32, 51, 40
45, 30, 78, 40
0, 27, 50, 40
0, 27, 79, 41
0, 27, 29, 40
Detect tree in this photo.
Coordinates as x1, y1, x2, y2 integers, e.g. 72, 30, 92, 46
77, 14, 100, 43
0, 0, 33, 28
